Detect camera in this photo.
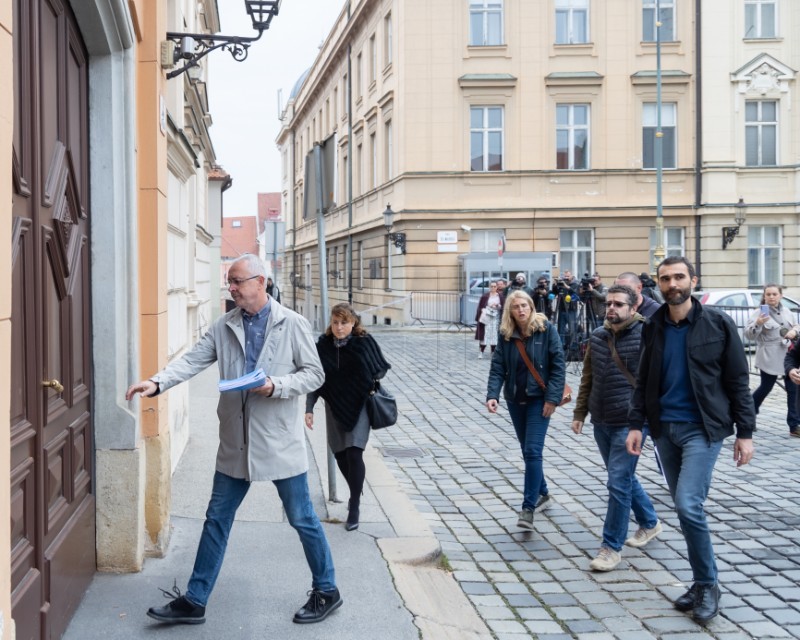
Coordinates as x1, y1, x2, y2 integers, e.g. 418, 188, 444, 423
640, 273, 657, 289
579, 272, 596, 289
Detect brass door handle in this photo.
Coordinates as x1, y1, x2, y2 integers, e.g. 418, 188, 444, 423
42, 379, 64, 394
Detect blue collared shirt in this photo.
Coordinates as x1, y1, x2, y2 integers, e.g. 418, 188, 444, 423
242, 301, 271, 373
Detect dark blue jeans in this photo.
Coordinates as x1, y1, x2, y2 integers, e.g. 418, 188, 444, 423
752, 371, 800, 430
507, 398, 550, 511
655, 422, 723, 586
186, 471, 336, 606
593, 424, 658, 551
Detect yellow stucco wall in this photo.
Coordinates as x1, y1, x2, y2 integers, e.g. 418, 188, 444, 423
134, 0, 172, 551
0, 1, 15, 638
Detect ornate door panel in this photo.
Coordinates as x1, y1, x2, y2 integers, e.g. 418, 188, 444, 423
11, 0, 95, 638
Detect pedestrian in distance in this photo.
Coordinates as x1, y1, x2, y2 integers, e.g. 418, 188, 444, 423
266, 276, 281, 303
571, 284, 661, 572
475, 281, 504, 359
614, 271, 661, 319
125, 253, 342, 626
626, 256, 755, 625
744, 283, 800, 437
305, 303, 392, 530
486, 290, 566, 530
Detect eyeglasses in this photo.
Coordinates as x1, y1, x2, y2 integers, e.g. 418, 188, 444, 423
227, 275, 259, 287
604, 301, 629, 308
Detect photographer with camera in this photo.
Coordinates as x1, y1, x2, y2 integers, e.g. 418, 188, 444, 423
532, 275, 553, 320
508, 273, 534, 297
552, 270, 580, 348
579, 272, 607, 330
639, 271, 663, 302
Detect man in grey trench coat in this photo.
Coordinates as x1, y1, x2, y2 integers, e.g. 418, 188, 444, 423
126, 254, 341, 626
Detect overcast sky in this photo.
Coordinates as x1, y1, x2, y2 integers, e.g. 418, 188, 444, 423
209, 0, 345, 217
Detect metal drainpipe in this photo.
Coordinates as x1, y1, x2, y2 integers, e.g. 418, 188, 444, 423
694, 0, 703, 284
346, 0, 354, 304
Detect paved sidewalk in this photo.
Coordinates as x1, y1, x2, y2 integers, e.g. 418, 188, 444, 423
370, 328, 800, 640
64, 365, 489, 640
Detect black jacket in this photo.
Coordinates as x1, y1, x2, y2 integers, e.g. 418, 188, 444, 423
629, 298, 755, 441
486, 322, 566, 406
575, 316, 644, 427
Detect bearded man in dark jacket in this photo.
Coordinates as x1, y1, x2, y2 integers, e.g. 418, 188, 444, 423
572, 284, 661, 573
626, 257, 755, 626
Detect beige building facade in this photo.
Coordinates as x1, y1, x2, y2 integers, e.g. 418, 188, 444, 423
279, 0, 798, 328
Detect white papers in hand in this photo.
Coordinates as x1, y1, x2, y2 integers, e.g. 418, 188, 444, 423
218, 368, 267, 393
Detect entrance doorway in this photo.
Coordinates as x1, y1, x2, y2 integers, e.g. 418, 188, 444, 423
10, 0, 96, 637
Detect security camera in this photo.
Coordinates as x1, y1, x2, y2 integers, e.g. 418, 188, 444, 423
460, 224, 472, 232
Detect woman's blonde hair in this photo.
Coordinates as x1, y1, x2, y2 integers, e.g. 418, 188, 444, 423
500, 290, 548, 340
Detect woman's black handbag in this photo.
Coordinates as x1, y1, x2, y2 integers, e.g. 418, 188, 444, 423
366, 381, 398, 429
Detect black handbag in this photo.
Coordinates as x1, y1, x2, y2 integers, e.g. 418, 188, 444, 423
366, 381, 398, 429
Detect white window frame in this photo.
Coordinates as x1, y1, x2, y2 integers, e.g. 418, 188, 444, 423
643, 102, 677, 169
470, 229, 505, 253
559, 228, 594, 276
384, 13, 393, 66
370, 132, 377, 190
556, 103, 590, 170
469, 0, 504, 46
385, 121, 393, 180
555, 0, 589, 45
748, 226, 782, 287
369, 34, 377, 85
745, 0, 777, 39
643, 0, 675, 42
470, 106, 504, 172
649, 226, 685, 266
745, 100, 778, 167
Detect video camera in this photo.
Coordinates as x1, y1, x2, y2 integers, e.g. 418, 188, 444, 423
579, 272, 597, 290
639, 272, 657, 289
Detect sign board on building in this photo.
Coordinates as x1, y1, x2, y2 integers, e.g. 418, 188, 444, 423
437, 231, 458, 244
438, 244, 458, 252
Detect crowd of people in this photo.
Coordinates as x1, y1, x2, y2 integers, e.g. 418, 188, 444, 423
123, 253, 798, 630
481, 256, 800, 625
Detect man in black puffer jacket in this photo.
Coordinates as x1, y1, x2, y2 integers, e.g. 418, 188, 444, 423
572, 284, 661, 573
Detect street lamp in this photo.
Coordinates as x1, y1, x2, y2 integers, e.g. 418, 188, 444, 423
163, 0, 282, 79
383, 204, 407, 254
722, 198, 748, 250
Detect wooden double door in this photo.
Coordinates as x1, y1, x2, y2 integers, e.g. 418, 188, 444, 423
11, 0, 96, 638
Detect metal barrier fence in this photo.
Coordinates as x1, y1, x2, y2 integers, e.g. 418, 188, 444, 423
409, 291, 463, 326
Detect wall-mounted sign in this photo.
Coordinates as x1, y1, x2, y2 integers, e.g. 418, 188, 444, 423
437, 231, 458, 244
438, 244, 458, 253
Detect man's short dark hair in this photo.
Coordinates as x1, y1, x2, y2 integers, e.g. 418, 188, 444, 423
657, 256, 696, 279
606, 284, 637, 307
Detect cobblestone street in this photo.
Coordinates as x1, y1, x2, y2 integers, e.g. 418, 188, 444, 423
371, 328, 800, 640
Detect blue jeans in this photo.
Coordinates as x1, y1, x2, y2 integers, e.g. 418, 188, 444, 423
507, 398, 550, 511
654, 422, 723, 586
593, 424, 659, 551
186, 471, 336, 606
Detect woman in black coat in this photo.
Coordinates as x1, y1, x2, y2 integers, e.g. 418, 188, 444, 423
305, 303, 391, 529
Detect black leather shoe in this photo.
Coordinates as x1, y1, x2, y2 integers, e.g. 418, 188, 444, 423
147, 595, 206, 625
692, 583, 720, 624
674, 583, 699, 612
293, 588, 343, 624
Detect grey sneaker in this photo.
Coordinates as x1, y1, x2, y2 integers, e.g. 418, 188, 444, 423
589, 546, 621, 572
625, 520, 662, 548
517, 509, 534, 530
534, 494, 551, 512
